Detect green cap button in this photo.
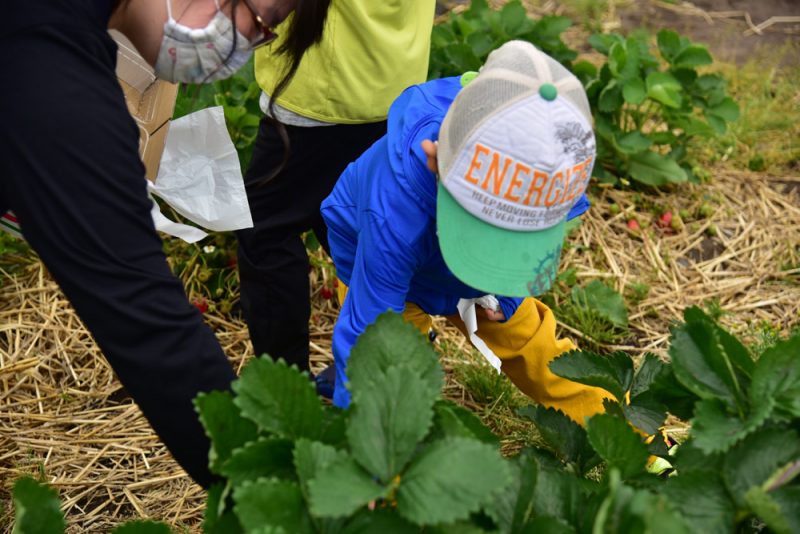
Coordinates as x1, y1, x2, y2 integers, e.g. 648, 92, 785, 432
539, 83, 558, 101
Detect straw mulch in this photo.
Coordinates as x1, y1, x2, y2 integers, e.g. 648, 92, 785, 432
0, 169, 798, 532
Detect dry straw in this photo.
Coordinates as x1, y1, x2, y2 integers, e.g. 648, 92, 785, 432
1, 168, 797, 532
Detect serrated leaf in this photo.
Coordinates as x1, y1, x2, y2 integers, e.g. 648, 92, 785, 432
631, 354, 667, 397
444, 43, 483, 73
486, 452, 539, 533
657, 30, 682, 62
770, 487, 800, 534
340, 509, 418, 534
518, 405, 599, 474
646, 72, 683, 108
112, 521, 174, 534
309, 456, 388, 518
628, 150, 688, 186
586, 413, 650, 479
691, 398, 772, 454
549, 350, 633, 404
347, 364, 438, 483
588, 33, 624, 55
673, 45, 713, 68
347, 313, 443, 400
647, 363, 699, 420
615, 131, 652, 155
432, 400, 499, 445
500, 1, 528, 36
750, 335, 800, 420
622, 78, 647, 105
531, 465, 586, 526
723, 427, 800, 507
671, 438, 723, 474
293, 439, 347, 499
11, 477, 65, 534
233, 358, 324, 440
520, 517, 576, 534
465, 32, 494, 59
204, 483, 243, 534
319, 407, 348, 447
668, 308, 751, 410
397, 438, 511, 526
662, 472, 735, 534
220, 438, 295, 485
745, 487, 792, 534
598, 81, 624, 112
233, 479, 311, 533
623, 393, 667, 435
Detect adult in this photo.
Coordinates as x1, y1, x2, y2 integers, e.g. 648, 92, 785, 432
235, 1, 437, 375
0, 0, 330, 488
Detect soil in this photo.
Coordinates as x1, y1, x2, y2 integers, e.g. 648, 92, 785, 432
617, 0, 800, 66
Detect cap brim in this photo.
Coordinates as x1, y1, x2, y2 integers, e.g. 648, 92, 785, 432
436, 183, 566, 297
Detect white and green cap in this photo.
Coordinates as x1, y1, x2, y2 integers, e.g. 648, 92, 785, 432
437, 40, 596, 297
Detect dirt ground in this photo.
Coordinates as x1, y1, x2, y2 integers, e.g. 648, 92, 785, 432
618, 0, 799, 65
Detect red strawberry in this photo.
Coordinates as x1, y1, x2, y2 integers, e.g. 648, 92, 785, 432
658, 211, 673, 228
627, 219, 640, 232
193, 298, 209, 314
320, 287, 334, 300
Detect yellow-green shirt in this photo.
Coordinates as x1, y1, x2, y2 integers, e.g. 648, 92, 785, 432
254, 0, 436, 124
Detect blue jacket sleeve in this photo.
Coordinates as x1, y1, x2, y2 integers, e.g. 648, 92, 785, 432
332, 212, 420, 408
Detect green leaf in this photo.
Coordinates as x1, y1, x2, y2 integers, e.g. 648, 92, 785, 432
628, 151, 688, 186
646, 72, 683, 108
631, 354, 666, 397
341, 509, 418, 534
465, 0, 489, 16
443, 44, 483, 73
588, 33, 624, 55
431, 400, 499, 445
745, 487, 793, 534
623, 393, 667, 436
656, 30, 682, 62
549, 350, 633, 404
347, 312, 443, 401
571, 60, 598, 85
347, 364, 438, 483
220, 438, 296, 485
11, 477, 65, 534
233, 479, 311, 533
112, 522, 174, 534
723, 427, 800, 507
622, 78, 647, 105
293, 439, 347, 499
662, 472, 735, 534
751, 335, 800, 419
669, 308, 751, 411
585, 413, 650, 479
500, 1, 528, 36
673, 45, 713, 68
309, 456, 388, 518
233, 357, 324, 440
397, 438, 511, 526
532, 465, 589, 527
486, 452, 539, 533
615, 131, 652, 155
598, 81, 624, 113
518, 405, 599, 474
709, 97, 740, 122
204, 483, 243, 534
519, 517, 576, 534
571, 280, 628, 328
465, 32, 494, 59
770, 486, 800, 534
691, 397, 772, 453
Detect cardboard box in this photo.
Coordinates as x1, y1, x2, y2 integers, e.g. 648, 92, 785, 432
110, 30, 178, 181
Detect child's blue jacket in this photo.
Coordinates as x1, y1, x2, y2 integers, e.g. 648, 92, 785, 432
320, 77, 590, 407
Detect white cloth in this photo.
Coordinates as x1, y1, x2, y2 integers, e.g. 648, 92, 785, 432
457, 296, 502, 373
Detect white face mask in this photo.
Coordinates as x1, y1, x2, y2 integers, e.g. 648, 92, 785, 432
154, 0, 253, 84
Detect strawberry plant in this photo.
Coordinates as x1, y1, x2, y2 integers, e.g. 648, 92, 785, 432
579, 30, 740, 186
11, 309, 799, 532
428, 0, 577, 79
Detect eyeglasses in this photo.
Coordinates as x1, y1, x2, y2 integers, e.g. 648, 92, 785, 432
239, 0, 279, 49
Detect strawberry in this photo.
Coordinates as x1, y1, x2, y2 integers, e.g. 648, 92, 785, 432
627, 219, 640, 232
320, 287, 334, 300
658, 211, 673, 228
193, 298, 209, 314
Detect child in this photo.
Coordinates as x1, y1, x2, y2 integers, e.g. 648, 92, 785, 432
320, 41, 610, 423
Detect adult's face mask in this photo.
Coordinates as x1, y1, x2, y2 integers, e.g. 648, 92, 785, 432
154, 0, 253, 84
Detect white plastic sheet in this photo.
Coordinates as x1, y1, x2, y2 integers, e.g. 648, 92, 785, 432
457, 295, 503, 373
149, 106, 253, 239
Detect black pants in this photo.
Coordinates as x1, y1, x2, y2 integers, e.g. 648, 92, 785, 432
236, 118, 386, 371
0, 7, 236, 488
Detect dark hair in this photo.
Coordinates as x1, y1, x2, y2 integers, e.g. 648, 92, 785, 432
260, 0, 332, 185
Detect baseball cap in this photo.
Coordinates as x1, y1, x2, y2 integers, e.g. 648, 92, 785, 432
436, 40, 596, 297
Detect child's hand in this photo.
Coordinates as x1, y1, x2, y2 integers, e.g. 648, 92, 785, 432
480, 306, 505, 322
421, 139, 439, 174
